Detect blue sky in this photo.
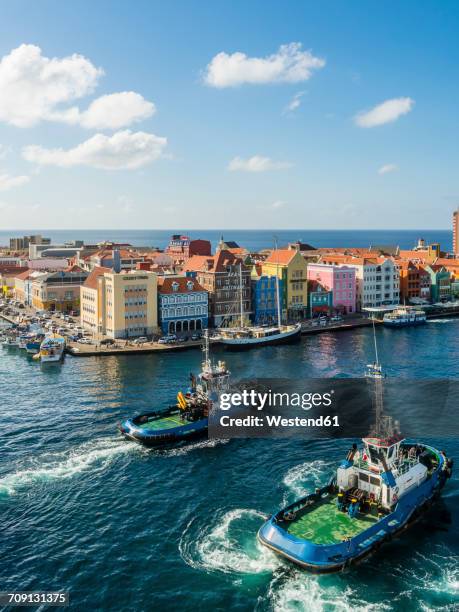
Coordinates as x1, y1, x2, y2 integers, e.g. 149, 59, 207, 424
0, 0, 458, 230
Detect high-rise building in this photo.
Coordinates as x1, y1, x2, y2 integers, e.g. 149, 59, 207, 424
453, 210, 459, 256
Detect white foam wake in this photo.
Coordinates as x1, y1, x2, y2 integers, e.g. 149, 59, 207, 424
0, 437, 138, 496
179, 508, 281, 575
161, 438, 230, 457
282, 459, 334, 504
266, 572, 392, 612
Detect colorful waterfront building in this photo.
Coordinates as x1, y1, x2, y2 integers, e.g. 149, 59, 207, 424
182, 250, 251, 327
31, 269, 88, 312
424, 265, 451, 302
157, 276, 208, 335
261, 249, 308, 320
306, 263, 356, 314
307, 280, 333, 317
165, 235, 211, 265
250, 269, 285, 325
80, 268, 159, 338
320, 255, 399, 311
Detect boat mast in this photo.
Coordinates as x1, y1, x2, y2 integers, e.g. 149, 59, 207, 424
239, 262, 244, 328
274, 236, 282, 327
203, 328, 210, 367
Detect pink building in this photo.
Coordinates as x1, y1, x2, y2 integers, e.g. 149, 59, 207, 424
307, 263, 356, 314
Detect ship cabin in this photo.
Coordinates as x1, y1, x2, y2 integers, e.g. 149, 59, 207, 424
337, 434, 430, 511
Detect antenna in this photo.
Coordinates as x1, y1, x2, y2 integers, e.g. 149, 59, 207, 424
372, 318, 379, 365
274, 235, 282, 327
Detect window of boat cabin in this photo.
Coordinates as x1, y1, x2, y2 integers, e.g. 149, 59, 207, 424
359, 472, 369, 483
369, 476, 380, 486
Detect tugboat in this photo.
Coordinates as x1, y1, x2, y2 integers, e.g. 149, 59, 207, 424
257, 328, 453, 572
118, 331, 230, 446
383, 306, 426, 327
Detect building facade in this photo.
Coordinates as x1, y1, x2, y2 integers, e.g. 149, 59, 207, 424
158, 276, 208, 334
31, 270, 89, 312
251, 272, 284, 325
261, 249, 308, 320
165, 235, 211, 265
81, 268, 159, 339
424, 265, 451, 302
306, 263, 356, 313
307, 280, 333, 317
183, 250, 251, 327
320, 255, 399, 311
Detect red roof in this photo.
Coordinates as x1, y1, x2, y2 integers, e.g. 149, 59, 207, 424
14, 269, 33, 280
182, 250, 244, 273
82, 266, 112, 290
264, 249, 298, 265
158, 276, 206, 294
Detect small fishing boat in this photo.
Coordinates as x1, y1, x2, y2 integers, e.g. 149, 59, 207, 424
34, 333, 66, 362
383, 306, 426, 327
1, 333, 19, 348
26, 334, 45, 354
118, 331, 230, 446
258, 327, 453, 572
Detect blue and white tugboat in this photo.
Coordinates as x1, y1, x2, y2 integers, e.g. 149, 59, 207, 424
118, 331, 230, 446
258, 335, 453, 572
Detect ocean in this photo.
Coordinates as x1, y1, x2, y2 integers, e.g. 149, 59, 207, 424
0, 320, 458, 611
0, 228, 453, 252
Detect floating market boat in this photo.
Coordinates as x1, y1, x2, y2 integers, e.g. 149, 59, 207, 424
257, 328, 453, 572
118, 331, 230, 446
34, 333, 66, 363
383, 306, 426, 327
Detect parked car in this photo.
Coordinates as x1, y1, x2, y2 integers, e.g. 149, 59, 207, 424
158, 334, 177, 344
132, 337, 149, 345
190, 333, 201, 341
331, 315, 342, 322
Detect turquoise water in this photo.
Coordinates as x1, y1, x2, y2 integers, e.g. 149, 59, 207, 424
0, 320, 458, 611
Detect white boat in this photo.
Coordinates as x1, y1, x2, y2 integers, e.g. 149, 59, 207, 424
383, 306, 426, 327
216, 245, 302, 349
35, 333, 66, 362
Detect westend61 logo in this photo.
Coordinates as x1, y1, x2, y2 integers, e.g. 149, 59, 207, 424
219, 389, 334, 411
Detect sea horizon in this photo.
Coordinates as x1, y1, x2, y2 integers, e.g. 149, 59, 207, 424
0, 228, 453, 252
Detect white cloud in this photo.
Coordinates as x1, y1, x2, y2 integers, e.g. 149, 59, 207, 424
355, 97, 414, 128
22, 130, 167, 170
78, 92, 155, 130
378, 163, 398, 175
0, 44, 155, 130
0, 44, 103, 127
204, 43, 325, 88
271, 200, 286, 209
283, 91, 305, 114
0, 172, 30, 191
228, 155, 292, 172
0, 145, 10, 160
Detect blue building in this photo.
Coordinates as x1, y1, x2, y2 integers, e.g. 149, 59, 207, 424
251, 273, 284, 325
158, 276, 208, 335
307, 280, 333, 317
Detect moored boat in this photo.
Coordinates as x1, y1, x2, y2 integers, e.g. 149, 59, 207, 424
34, 333, 66, 362
118, 331, 230, 446
383, 306, 426, 327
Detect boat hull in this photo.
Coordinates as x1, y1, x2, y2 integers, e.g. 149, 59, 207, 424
119, 410, 208, 447
219, 324, 301, 350
383, 319, 426, 328
258, 445, 450, 573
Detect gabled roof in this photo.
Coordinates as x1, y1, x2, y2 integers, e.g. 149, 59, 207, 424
158, 276, 206, 294
14, 269, 33, 280
263, 249, 298, 265
182, 250, 244, 273
82, 266, 112, 290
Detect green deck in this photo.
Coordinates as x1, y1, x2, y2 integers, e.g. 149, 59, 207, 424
287, 497, 379, 545
138, 414, 184, 431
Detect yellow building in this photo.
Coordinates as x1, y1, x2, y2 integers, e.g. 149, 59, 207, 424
261, 249, 308, 319
80, 267, 159, 339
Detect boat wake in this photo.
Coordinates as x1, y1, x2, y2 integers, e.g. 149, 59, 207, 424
282, 459, 334, 504
0, 437, 140, 496
179, 508, 281, 575
264, 572, 392, 612
427, 319, 459, 324
159, 438, 230, 457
